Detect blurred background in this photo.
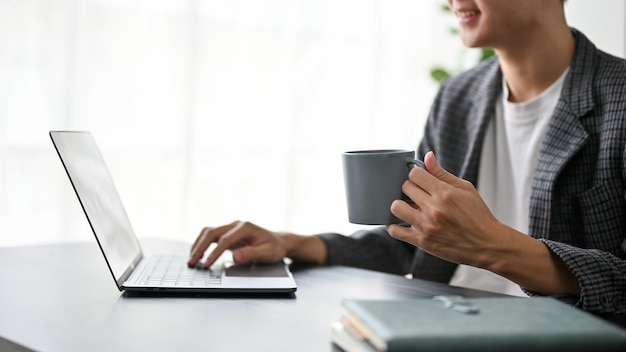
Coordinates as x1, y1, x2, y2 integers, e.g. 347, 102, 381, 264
1, 0, 624, 247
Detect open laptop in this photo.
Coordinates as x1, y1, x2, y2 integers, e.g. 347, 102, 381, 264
50, 130, 297, 294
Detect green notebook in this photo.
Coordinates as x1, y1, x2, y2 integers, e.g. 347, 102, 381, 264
333, 296, 626, 352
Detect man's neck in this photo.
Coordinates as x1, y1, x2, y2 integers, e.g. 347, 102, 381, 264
497, 25, 575, 103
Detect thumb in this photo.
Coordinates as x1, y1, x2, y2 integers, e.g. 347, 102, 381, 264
232, 244, 275, 264
232, 247, 252, 264
424, 151, 460, 186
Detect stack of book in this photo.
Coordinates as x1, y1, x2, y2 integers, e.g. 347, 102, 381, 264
331, 296, 626, 352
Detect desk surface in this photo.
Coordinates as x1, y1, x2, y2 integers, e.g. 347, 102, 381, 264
0, 239, 611, 352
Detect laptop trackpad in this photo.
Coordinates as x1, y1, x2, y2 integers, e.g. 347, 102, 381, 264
224, 263, 289, 277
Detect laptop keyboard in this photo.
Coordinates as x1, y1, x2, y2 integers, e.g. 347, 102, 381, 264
132, 256, 223, 287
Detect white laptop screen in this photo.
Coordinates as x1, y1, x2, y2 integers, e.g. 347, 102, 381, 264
50, 131, 142, 283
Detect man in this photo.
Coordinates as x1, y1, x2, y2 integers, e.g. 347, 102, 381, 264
188, 0, 626, 314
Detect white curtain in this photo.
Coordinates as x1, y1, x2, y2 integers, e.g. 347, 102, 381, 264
0, 0, 469, 246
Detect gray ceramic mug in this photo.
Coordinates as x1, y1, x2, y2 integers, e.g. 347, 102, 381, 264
342, 149, 425, 225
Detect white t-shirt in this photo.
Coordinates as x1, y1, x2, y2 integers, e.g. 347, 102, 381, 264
449, 68, 569, 296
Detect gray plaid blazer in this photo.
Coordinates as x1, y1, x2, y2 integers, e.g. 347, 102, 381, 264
319, 29, 626, 314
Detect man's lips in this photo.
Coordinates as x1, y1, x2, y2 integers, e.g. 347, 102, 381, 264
454, 9, 481, 24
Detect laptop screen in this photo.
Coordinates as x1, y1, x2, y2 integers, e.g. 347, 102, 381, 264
50, 131, 142, 283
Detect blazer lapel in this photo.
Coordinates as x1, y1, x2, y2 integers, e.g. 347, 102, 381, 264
528, 29, 596, 240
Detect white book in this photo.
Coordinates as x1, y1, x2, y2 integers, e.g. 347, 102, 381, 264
330, 321, 378, 352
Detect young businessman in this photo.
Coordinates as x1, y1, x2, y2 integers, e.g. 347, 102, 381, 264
188, 0, 626, 314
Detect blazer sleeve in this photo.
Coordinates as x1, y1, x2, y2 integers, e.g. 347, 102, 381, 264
316, 227, 416, 275
535, 239, 626, 314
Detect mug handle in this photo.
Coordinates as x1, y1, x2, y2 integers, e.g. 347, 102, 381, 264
402, 159, 424, 204
406, 159, 425, 170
